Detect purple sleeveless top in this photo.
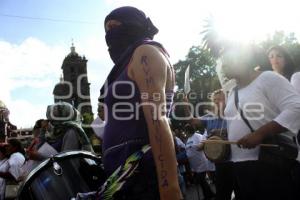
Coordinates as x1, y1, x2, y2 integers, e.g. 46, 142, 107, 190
102, 50, 174, 176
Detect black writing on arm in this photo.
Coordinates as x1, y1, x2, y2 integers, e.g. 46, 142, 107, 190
141, 55, 154, 88
141, 55, 169, 188
150, 105, 169, 188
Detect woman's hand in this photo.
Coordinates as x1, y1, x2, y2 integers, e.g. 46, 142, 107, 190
237, 132, 264, 149
237, 121, 289, 149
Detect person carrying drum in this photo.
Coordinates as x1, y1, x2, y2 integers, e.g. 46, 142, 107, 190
221, 44, 300, 200
188, 89, 240, 200
99, 6, 181, 200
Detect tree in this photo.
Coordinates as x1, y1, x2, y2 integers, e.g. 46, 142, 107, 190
171, 46, 220, 128
174, 46, 220, 101
82, 112, 94, 138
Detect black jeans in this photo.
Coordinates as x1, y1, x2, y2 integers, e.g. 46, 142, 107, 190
215, 162, 241, 200
233, 161, 296, 200
114, 171, 160, 200
291, 162, 300, 200
193, 172, 215, 199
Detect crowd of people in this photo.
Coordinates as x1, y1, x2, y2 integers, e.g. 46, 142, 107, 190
97, 6, 300, 200
0, 101, 95, 199
0, 5, 300, 200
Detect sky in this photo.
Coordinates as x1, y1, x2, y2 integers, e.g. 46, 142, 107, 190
1, 0, 300, 128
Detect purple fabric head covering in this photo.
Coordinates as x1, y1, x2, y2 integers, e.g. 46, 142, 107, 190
100, 7, 166, 102
104, 6, 158, 64
104, 6, 158, 39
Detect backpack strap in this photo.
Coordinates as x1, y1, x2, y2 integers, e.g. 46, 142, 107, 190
234, 86, 255, 132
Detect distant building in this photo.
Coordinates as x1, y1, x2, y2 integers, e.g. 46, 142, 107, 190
0, 100, 17, 142
53, 43, 93, 116
8, 128, 33, 148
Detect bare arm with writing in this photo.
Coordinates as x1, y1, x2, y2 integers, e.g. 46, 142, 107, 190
128, 44, 182, 200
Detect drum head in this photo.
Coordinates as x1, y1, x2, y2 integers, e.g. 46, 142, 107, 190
204, 135, 230, 162
17, 151, 105, 200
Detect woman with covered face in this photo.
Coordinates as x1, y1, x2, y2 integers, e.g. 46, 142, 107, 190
99, 6, 181, 200
221, 44, 300, 200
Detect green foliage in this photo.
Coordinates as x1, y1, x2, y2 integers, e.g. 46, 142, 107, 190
82, 112, 94, 125
172, 46, 221, 128
82, 112, 94, 138
174, 46, 220, 96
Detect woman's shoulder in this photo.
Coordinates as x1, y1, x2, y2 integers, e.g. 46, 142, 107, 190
291, 71, 300, 80
257, 71, 288, 84
9, 152, 25, 161
259, 71, 279, 78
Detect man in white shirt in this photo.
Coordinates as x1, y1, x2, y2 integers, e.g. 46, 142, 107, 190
185, 124, 215, 200
92, 103, 106, 141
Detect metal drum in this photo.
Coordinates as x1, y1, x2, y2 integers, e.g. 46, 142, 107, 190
17, 151, 105, 200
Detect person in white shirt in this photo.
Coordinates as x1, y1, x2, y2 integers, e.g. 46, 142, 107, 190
0, 139, 25, 199
291, 72, 300, 94
0, 139, 25, 182
268, 46, 300, 198
190, 90, 240, 200
91, 103, 106, 141
222, 44, 300, 200
185, 124, 215, 200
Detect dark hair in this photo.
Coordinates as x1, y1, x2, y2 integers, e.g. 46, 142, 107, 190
33, 119, 45, 130
267, 45, 296, 80
184, 124, 195, 135
8, 139, 25, 155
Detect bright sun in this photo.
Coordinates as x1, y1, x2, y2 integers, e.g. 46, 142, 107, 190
210, 0, 299, 43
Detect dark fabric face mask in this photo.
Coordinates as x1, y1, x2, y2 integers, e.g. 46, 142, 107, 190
99, 6, 163, 102
105, 24, 146, 64
104, 7, 158, 64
